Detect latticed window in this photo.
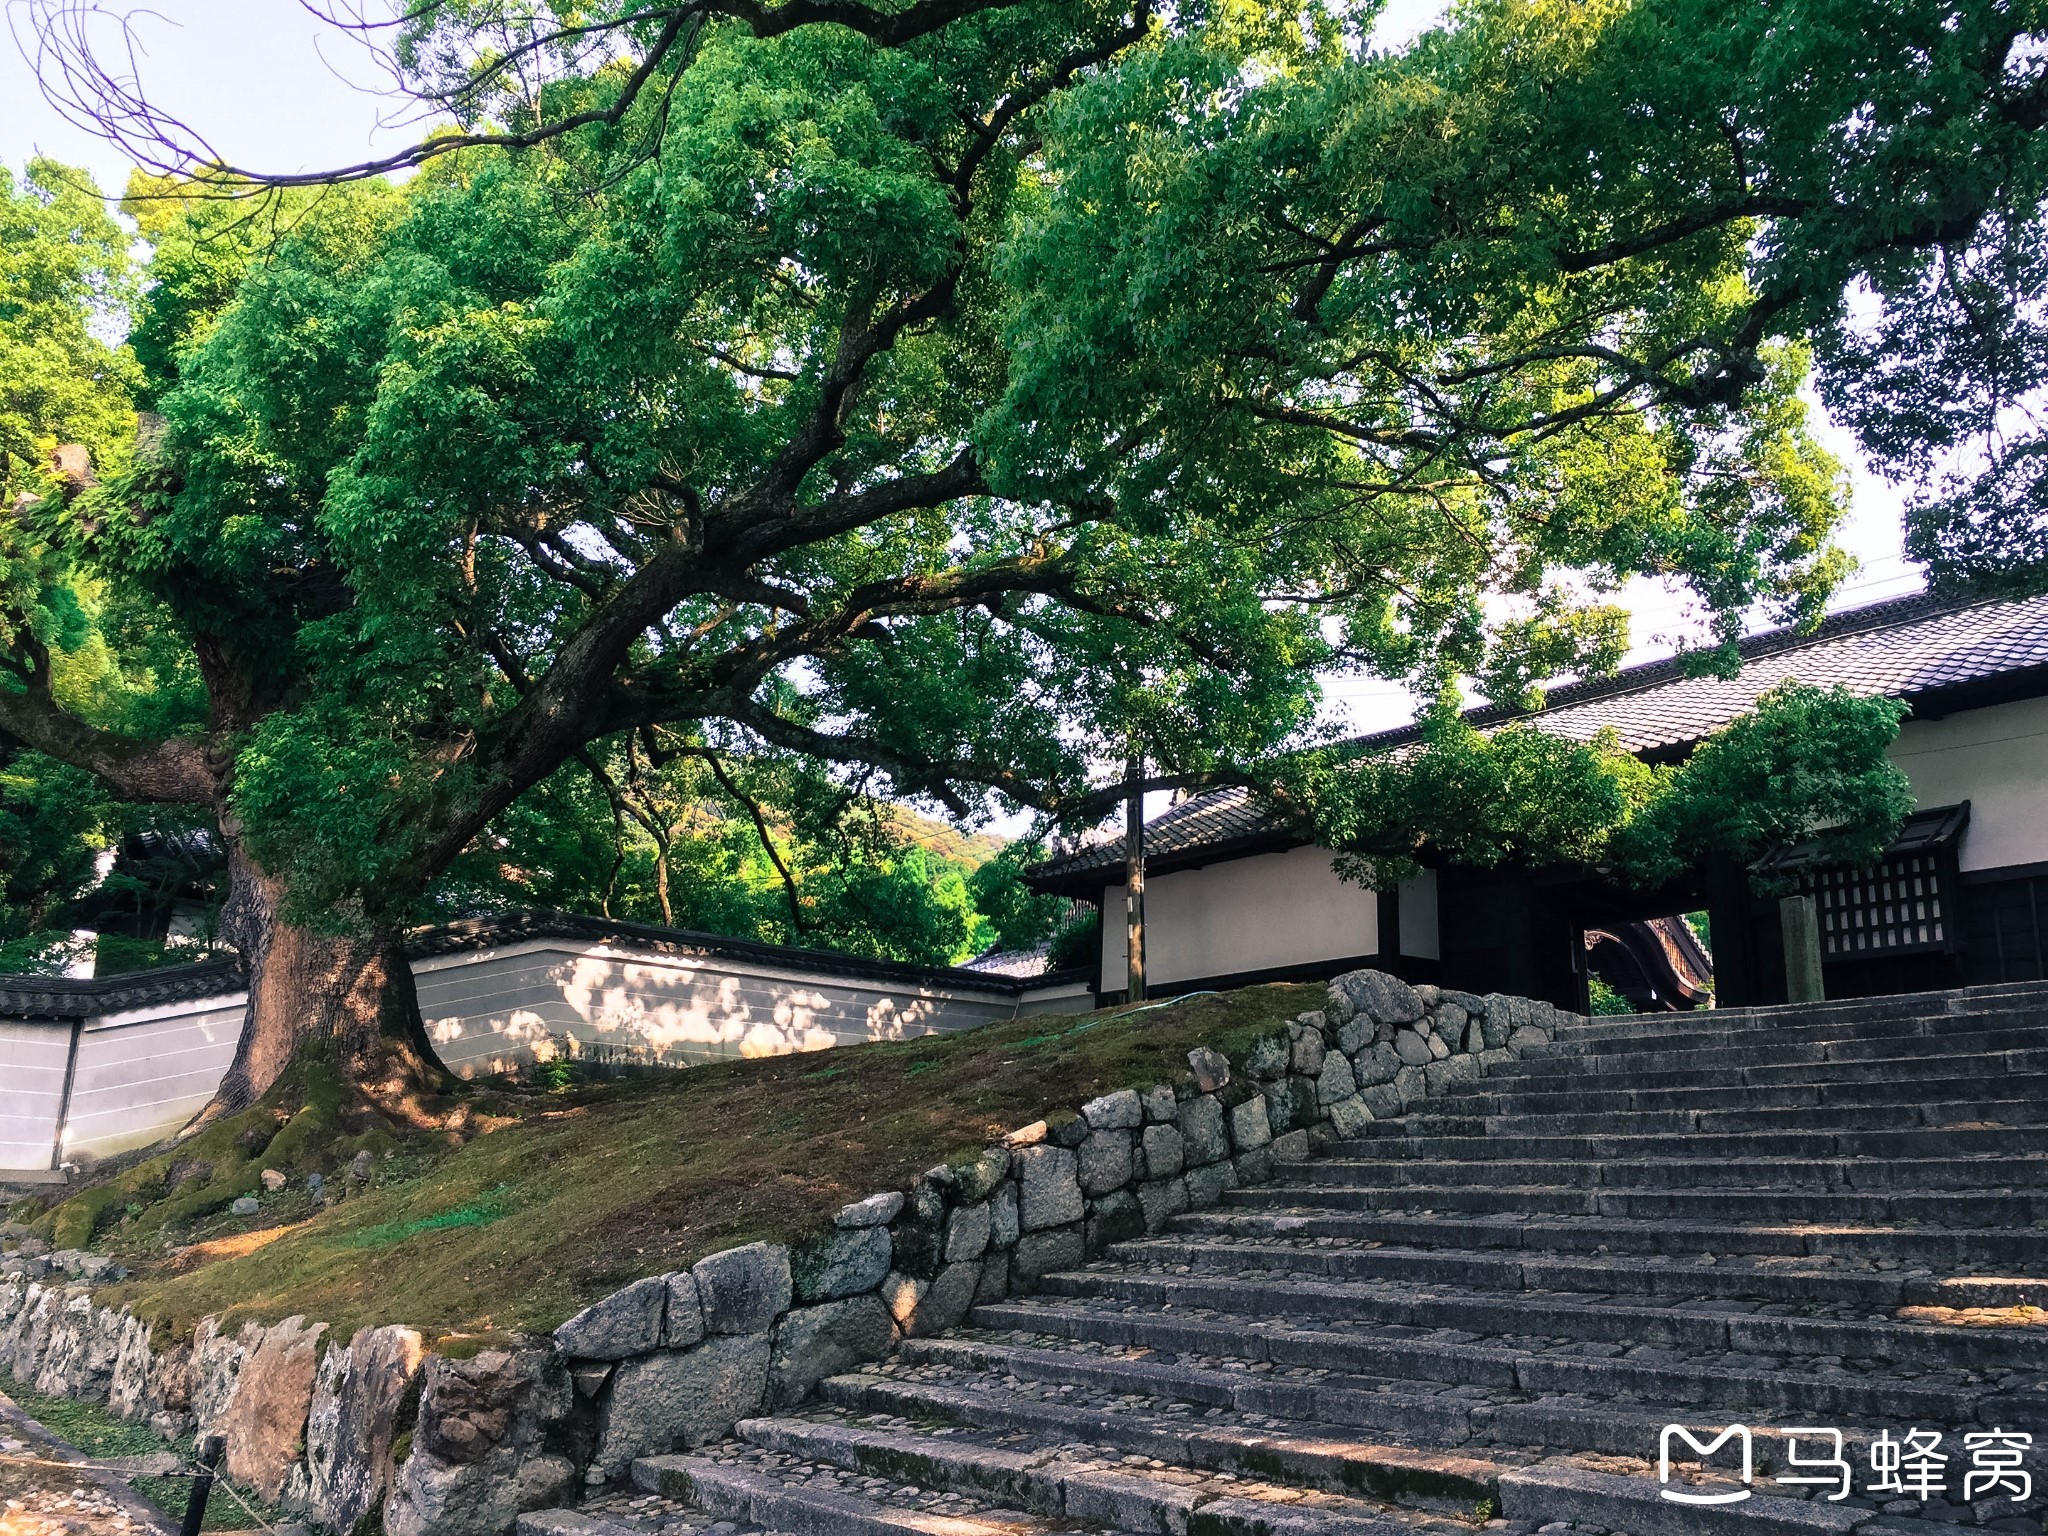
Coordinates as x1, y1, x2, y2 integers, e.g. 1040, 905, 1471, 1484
1755, 802, 1970, 965
1808, 855, 1949, 956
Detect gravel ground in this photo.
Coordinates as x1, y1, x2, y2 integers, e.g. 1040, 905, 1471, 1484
0, 1398, 172, 1536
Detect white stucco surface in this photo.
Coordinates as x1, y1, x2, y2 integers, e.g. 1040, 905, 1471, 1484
1889, 694, 2048, 873
1, 942, 1086, 1170
411, 940, 1039, 1077
67, 997, 247, 1161
1100, 844, 1381, 987
0, 1022, 74, 1172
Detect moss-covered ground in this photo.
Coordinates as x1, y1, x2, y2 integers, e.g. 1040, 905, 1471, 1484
16, 983, 1314, 1348
0, 1372, 286, 1530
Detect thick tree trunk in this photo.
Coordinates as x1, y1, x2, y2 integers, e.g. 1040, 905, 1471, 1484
204, 850, 454, 1121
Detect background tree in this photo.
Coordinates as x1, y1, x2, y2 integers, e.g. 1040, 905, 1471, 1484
6, 0, 2045, 1128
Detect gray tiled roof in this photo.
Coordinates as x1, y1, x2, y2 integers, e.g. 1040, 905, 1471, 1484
1029, 590, 2048, 887
1, 912, 1093, 1022
0, 957, 245, 1020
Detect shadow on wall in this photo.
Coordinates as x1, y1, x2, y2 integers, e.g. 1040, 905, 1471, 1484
421, 947, 1001, 1079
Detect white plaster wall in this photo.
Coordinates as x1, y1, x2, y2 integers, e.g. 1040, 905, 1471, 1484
1100, 844, 1380, 987
412, 940, 1031, 1077
1015, 980, 1094, 1018
63, 996, 247, 1162
0, 1022, 72, 1172
0, 941, 1083, 1168
1889, 695, 2048, 873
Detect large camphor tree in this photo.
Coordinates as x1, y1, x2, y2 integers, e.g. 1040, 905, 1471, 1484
7, 0, 2045, 1122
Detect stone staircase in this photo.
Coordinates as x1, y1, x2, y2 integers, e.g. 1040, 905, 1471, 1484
549, 983, 2048, 1536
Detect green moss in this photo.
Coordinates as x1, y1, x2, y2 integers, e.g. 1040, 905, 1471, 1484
341, 1189, 509, 1249
85, 982, 1314, 1342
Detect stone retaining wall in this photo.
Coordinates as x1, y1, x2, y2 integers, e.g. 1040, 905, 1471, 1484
0, 970, 1578, 1536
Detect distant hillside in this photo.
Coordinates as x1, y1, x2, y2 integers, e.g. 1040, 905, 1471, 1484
877, 804, 1009, 868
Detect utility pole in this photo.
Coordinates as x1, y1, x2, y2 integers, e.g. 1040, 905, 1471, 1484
1125, 754, 1145, 1003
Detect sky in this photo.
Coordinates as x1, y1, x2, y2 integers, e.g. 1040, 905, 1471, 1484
1, 0, 1928, 750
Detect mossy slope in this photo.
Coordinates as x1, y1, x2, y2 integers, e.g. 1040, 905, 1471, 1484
81, 983, 1315, 1344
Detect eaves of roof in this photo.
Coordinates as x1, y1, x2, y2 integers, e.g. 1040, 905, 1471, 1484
1025, 588, 2048, 893
0, 957, 247, 1021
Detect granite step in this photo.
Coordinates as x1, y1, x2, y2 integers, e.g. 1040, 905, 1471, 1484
1164, 1206, 2048, 1264
730, 1410, 1475, 1535
1030, 1266, 2048, 1369
1224, 1182, 2048, 1225
815, 1373, 2008, 1536
1528, 1006, 2048, 1057
1277, 1154, 2048, 1191
892, 1333, 2047, 1462
1103, 1235, 2048, 1309
1419, 1069, 2048, 1119
631, 1451, 1099, 1536
1554, 981, 2048, 1042
1383, 1093, 2048, 1139
814, 1370, 1511, 1506
1320, 1123, 2048, 1161
957, 1302, 2021, 1424
1477, 1030, 2048, 1083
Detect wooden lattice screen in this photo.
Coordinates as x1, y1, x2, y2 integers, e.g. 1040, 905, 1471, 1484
1806, 854, 1953, 958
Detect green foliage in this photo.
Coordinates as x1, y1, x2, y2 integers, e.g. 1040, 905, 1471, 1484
967, 844, 1069, 952
0, 160, 138, 506
1305, 702, 1656, 890
1615, 685, 1915, 889
1301, 683, 1912, 893
434, 741, 1018, 966
1585, 976, 1635, 1016
1048, 907, 1101, 972
8, 0, 2046, 1072
0, 750, 110, 954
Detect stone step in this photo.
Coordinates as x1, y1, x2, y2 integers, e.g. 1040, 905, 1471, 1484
888, 1332, 1524, 1447
894, 1335, 2047, 1461
1279, 1154, 2048, 1192
1535, 1006, 2048, 1057
1227, 1182, 2048, 1225
1422, 1069, 2048, 1119
1386, 1093, 2048, 1140
1165, 1206, 2048, 1265
1323, 1123, 2048, 1162
732, 1412, 1463, 1535
959, 1302, 2012, 1424
516, 1512, 650, 1536
1106, 1235, 2048, 1310
1497, 1462, 1872, 1536
816, 1373, 2007, 1536
814, 1371, 1509, 1506
1481, 1029, 2048, 1083
1031, 1266, 2048, 1370
630, 1451, 1098, 1536
1555, 979, 2048, 1040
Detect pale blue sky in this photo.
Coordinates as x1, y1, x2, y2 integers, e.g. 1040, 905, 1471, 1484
2, 0, 1924, 742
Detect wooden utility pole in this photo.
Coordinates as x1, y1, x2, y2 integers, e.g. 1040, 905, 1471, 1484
1125, 755, 1145, 1003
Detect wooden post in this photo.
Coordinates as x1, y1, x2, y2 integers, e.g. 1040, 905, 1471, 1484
1780, 893, 1825, 1003
1125, 755, 1145, 1004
